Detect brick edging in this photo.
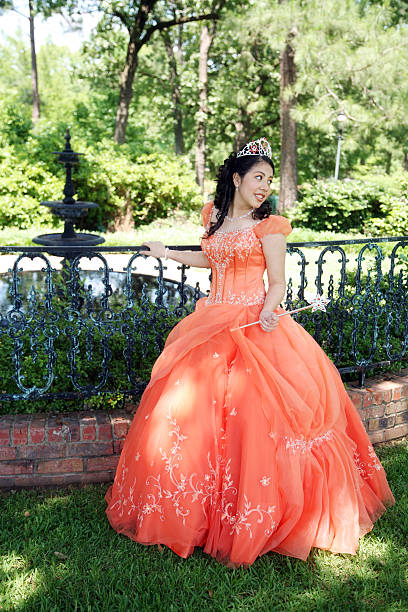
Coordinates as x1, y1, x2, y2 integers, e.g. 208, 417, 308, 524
346, 371, 408, 443
0, 410, 132, 489
1, 372, 408, 489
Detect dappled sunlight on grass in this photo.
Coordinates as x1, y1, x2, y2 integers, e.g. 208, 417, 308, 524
0, 443, 407, 610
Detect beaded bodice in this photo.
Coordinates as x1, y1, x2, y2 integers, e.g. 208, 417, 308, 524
201, 225, 267, 306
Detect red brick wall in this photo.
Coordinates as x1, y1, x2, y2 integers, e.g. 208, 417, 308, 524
347, 372, 408, 443
1, 372, 408, 489
0, 410, 132, 489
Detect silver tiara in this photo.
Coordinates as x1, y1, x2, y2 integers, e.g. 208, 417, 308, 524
237, 137, 272, 159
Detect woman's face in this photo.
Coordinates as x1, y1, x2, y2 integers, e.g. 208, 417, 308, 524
234, 161, 273, 210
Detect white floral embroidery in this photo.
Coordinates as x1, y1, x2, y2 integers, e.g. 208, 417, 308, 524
368, 445, 382, 470
174, 379, 182, 386
229, 407, 237, 416
222, 495, 277, 538
223, 288, 265, 306
212, 352, 220, 359
283, 430, 334, 454
135, 452, 140, 461
260, 476, 271, 487
109, 410, 220, 528
246, 368, 252, 375
354, 444, 382, 478
108, 462, 135, 519
108, 410, 278, 538
201, 224, 266, 305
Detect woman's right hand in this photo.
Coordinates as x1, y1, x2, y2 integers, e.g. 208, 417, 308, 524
139, 241, 166, 258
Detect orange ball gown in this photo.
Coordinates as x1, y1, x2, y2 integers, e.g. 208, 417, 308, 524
105, 203, 394, 566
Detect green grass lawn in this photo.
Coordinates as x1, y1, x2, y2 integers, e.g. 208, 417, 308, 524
0, 215, 402, 312
0, 213, 368, 248
1, 441, 407, 611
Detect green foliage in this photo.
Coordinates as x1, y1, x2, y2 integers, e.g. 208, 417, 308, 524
366, 196, 408, 237
0, 274, 184, 415
298, 269, 408, 380
0, 146, 62, 229
353, 172, 408, 237
72, 144, 202, 231
0, 100, 32, 144
0, 131, 202, 231
290, 179, 391, 232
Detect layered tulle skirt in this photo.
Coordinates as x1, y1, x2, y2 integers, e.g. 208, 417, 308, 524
105, 299, 394, 565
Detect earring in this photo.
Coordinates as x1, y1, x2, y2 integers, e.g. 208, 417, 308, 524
235, 184, 239, 191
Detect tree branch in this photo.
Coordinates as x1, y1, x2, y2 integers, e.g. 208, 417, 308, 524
11, 7, 28, 19
140, 12, 217, 47
325, 87, 358, 122
138, 70, 169, 87
362, 87, 387, 115
112, 9, 129, 26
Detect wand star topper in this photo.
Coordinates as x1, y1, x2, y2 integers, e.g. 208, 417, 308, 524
230, 293, 330, 331
304, 292, 331, 313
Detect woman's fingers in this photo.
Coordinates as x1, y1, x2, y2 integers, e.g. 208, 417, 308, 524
139, 241, 164, 258
260, 312, 279, 332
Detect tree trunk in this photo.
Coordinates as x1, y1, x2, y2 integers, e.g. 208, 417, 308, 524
278, 40, 297, 213
404, 151, 408, 172
29, 0, 40, 124
234, 108, 251, 151
112, 1, 217, 144
385, 151, 392, 175
163, 30, 185, 155
114, 34, 140, 144
195, 24, 213, 191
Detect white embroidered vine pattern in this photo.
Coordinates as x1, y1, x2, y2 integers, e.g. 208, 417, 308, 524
202, 222, 266, 305
354, 444, 382, 478
283, 430, 334, 454
108, 408, 278, 538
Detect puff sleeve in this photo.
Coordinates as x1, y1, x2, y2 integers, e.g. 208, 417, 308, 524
201, 201, 214, 228
254, 215, 292, 239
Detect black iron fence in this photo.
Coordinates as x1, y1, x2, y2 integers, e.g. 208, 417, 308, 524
1, 236, 408, 406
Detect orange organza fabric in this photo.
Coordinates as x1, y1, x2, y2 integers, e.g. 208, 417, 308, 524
106, 204, 394, 565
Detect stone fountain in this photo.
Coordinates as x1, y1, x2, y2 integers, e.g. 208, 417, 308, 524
33, 129, 104, 253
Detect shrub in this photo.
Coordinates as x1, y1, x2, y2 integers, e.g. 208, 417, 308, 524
0, 275, 184, 415
0, 146, 63, 229
0, 138, 202, 231
291, 179, 391, 232
0, 101, 32, 145
74, 145, 203, 231
293, 266, 408, 381
365, 196, 408, 237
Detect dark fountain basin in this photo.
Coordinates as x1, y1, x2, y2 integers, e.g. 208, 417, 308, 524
1, 270, 203, 313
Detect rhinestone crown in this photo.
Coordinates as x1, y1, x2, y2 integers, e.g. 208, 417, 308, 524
237, 137, 272, 159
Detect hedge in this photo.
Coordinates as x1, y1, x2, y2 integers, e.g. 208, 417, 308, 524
0, 138, 202, 232
291, 179, 391, 233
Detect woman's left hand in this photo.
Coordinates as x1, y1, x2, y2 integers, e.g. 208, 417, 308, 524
259, 309, 279, 332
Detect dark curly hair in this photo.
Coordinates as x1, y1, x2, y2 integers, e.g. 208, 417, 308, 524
205, 153, 275, 238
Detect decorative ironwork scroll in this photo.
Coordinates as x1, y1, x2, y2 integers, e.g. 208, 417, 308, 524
1, 236, 408, 405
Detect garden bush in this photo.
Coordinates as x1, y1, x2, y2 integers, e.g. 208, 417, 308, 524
0, 133, 202, 232
73, 145, 203, 231
0, 292, 183, 415
365, 195, 408, 237
295, 268, 408, 380
0, 100, 32, 145
0, 145, 63, 229
291, 179, 391, 232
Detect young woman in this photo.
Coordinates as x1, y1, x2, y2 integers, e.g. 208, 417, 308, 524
106, 138, 394, 566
